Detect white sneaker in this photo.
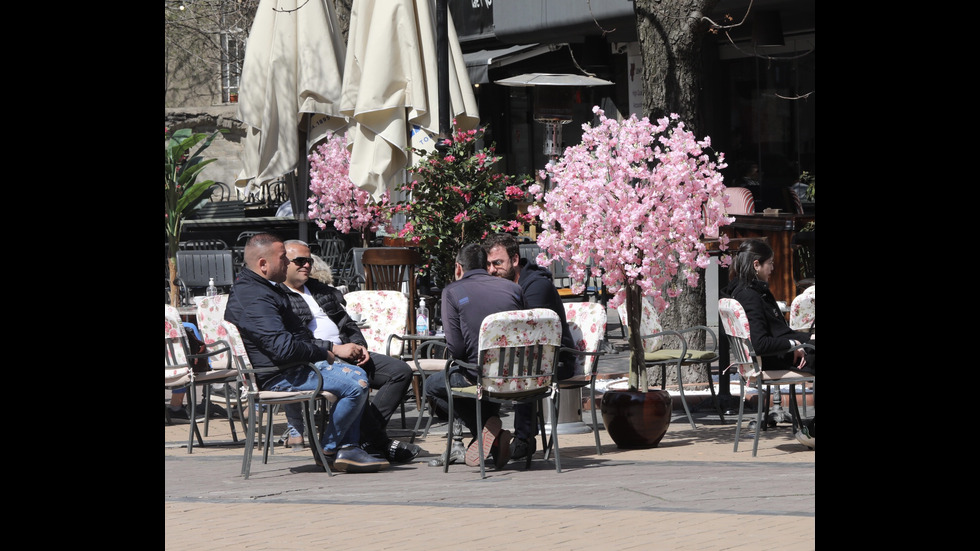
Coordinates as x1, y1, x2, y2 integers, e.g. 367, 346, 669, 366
795, 426, 815, 449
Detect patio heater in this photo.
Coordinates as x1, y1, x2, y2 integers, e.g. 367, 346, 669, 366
495, 73, 613, 436
496, 73, 614, 192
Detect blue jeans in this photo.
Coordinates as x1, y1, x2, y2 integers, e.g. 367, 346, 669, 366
266, 361, 369, 453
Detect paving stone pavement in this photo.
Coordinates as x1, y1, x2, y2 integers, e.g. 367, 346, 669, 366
166, 313, 815, 550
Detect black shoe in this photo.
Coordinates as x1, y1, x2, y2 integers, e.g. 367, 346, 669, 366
312, 449, 339, 472
166, 407, 203, 425
385, 439, 422, 463
198, 402, 228, 418
333, 446, 390, 473
510, 436, 537, 461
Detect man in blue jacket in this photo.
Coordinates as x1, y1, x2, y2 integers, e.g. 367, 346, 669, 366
223, 233, 388, 473
484, 233, 577, 463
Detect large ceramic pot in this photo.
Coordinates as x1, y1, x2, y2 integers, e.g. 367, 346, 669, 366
600, 389, 672, 449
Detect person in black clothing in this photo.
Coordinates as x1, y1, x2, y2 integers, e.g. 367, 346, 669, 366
223, 233, 388, 472
483, 233, 577, 462
721, 239, 815, 447
278, 240, 420, 464
424, 243, 526, 467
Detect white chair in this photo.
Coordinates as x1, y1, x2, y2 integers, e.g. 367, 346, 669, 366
789, 285, 815, 332
443, 308, 564, 478
617, 297, 724, 429
164, 305, 240, 452
543, 302, 607, 458
221, 320, 338, 479
718, 298, 815, 457
193, 294, 246, 430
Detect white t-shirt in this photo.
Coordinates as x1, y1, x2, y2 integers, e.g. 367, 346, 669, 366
298, 285, 342, 345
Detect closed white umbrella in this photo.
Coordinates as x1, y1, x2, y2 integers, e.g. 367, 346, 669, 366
340, 0, 480, 200
236, 0, 348, 221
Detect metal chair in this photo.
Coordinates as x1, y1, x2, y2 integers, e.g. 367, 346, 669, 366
343, 290, 412, 429
221, 320, 338, 479
618, 296, 725, 429
718, 298, 815, 457
179, 238, 228, 250
443, 308, 563, 478
193, 294, 246, 431
176, 249, 235, 303
165, 305, 241, 453
543, 301, 607, 458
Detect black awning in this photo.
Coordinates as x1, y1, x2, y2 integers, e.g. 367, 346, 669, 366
462, 44, 557, 84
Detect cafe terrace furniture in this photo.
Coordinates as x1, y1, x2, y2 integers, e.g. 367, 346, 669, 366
617, 296, 725, 430
721, 212, 814, 306
342, 290, 413, 428
404, 336, 451, 442
443, 308, 563, 478
176, 249, 235, 304
221, 320, 337, 479
789, 285, 815, 332
361, 247, 423, 335
543, 301, 607, 459
722, 186, 756, 215
718, 298, 815, 457
165, 305, 240, 453
193, 294, 246, 434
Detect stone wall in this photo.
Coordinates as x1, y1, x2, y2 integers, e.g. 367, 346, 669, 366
165, 105, 249, 198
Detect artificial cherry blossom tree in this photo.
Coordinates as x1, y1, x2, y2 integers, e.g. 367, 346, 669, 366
308, 130, 391, 245
529, 107, 732, 391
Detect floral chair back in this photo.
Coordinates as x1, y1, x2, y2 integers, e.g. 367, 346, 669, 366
789, 285, 815, 331
616, 296, 664, 353
165, 305, 192, 382
563, 302, 607, 377
476, 308, 562, 394
219, 320, 260, 394
343, 290, 409, 353
194, 294, 230, 369
722, 186, 756, 215
717, 298, 759, 379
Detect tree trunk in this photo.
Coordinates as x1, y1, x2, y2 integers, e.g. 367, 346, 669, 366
635, 0, 719, 387
333, 0, 353, 43
634, 0, 719, 130
169, 256, 179, 308
625, 282, 648, 392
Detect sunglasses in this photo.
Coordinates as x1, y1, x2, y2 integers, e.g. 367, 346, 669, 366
289, 257, 313, 266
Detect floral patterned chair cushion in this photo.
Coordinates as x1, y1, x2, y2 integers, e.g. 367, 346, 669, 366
616, 296, 664, 353
789, 285, 815, 331
165, 305, 192, 384
194, 294, 230, 369
342, 290, 409, 354
562, 302, 606, 379
476, 308, 562, 394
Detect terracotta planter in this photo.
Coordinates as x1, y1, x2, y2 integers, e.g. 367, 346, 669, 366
600, 389, 672, 449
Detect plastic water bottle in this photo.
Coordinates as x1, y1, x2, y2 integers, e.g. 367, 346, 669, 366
206, 277, 218, 297
416, 298, 429, 336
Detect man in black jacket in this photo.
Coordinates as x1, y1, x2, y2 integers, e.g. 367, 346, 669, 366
224, 233, 388, 473
279, 240, 420, 464
483, 234, 577, 462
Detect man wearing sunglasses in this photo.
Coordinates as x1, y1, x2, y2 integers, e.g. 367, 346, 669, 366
279, 240, 421, 465
483, 233, 577, 464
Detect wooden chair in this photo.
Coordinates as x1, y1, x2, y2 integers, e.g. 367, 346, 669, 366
360, 248, 422, 335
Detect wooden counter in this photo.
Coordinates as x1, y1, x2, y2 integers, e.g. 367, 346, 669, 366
721, 213, 814, 305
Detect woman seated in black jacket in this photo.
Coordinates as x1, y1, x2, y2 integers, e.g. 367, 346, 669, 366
722, 239, 815, 447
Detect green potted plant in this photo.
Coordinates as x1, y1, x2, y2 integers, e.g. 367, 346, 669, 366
165, 127, 225, 307
529, 107, 732, 448
390, 124, 532, 288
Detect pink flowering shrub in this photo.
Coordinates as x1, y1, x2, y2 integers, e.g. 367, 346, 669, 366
308, 130, 391, 236
391, 124, 533, 287
528, 107, 732, 390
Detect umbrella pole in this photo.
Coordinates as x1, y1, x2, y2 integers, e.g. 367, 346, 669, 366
435, 0, 450, 144
297, 119, 310, 243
